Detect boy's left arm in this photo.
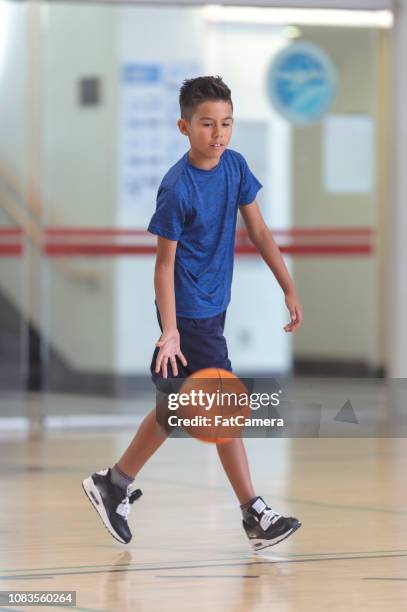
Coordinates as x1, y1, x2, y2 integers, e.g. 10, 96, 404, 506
239, 201, 303, 332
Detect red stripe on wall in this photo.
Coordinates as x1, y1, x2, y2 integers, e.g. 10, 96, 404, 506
0, 244, 23, 256
0, 226, 375, 258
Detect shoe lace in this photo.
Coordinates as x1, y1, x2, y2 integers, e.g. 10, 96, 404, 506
259, 507, 281, 531
116, 489, 142, 521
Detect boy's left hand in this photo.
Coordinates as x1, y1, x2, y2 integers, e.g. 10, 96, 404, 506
284, 292, 303, 332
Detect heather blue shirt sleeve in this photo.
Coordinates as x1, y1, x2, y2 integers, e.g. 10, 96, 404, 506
238, 154, 263, 206
147, 186, 187, 241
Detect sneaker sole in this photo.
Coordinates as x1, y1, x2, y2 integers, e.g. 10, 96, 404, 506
82, 477, 128, 545
249, 522, 302, 551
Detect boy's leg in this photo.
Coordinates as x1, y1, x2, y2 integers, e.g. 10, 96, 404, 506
216, 437, 255, 505
81, 404, 170, 545
116, 405, 169, 478
116, 323, 188, 480
82, 327, 177, 545
217, 437, 301, 550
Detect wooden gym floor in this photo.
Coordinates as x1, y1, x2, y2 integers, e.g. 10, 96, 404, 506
0, 390, 406, 611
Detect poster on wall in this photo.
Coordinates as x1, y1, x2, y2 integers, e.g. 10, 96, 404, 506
118, 61, 201, 225
323, 115, 375, 194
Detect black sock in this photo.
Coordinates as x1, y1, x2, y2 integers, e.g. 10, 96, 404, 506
110, 464, 135, 492
241, 496, 268, 519
241, 496, 261, 518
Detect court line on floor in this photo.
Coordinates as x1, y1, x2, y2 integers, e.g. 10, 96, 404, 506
0, 556, 253, 574
0, 576, 55, 581
145, 476, 407, 516
278, 548, 407, 557
1, 553, 407, 581
363, 577, 407, 581
155, 575, 259, 579
2, 549, 407, 575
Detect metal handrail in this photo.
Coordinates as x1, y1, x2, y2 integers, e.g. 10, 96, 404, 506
0, 172, 102, 287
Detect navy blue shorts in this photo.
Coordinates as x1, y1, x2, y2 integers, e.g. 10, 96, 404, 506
150, 308, 232, 388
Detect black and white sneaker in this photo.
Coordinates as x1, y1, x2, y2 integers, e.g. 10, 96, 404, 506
82, 468, 142, 544
243, 496, 301, 551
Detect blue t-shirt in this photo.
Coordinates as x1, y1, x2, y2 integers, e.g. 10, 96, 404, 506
147, 148, 262, 318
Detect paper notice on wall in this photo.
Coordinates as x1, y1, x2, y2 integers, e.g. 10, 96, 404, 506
323, 115, 375, 194
118, 61, 201, 225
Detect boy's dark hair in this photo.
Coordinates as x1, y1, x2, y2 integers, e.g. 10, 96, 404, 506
179, 76, 233, 121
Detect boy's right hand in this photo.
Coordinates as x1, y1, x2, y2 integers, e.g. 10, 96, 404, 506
155, 329, 188, 378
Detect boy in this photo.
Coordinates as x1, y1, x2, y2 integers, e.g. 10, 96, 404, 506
83, 76, 303, 551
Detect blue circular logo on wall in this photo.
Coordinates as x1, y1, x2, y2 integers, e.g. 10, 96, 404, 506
267, 42, 336, 124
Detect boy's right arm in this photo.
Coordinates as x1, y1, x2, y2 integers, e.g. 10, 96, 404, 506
154, 236, 187, 378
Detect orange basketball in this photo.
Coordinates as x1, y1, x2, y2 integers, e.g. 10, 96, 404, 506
175, 368, 250, 444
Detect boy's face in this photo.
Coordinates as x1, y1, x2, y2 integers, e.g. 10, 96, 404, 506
178, 100, 233, 163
